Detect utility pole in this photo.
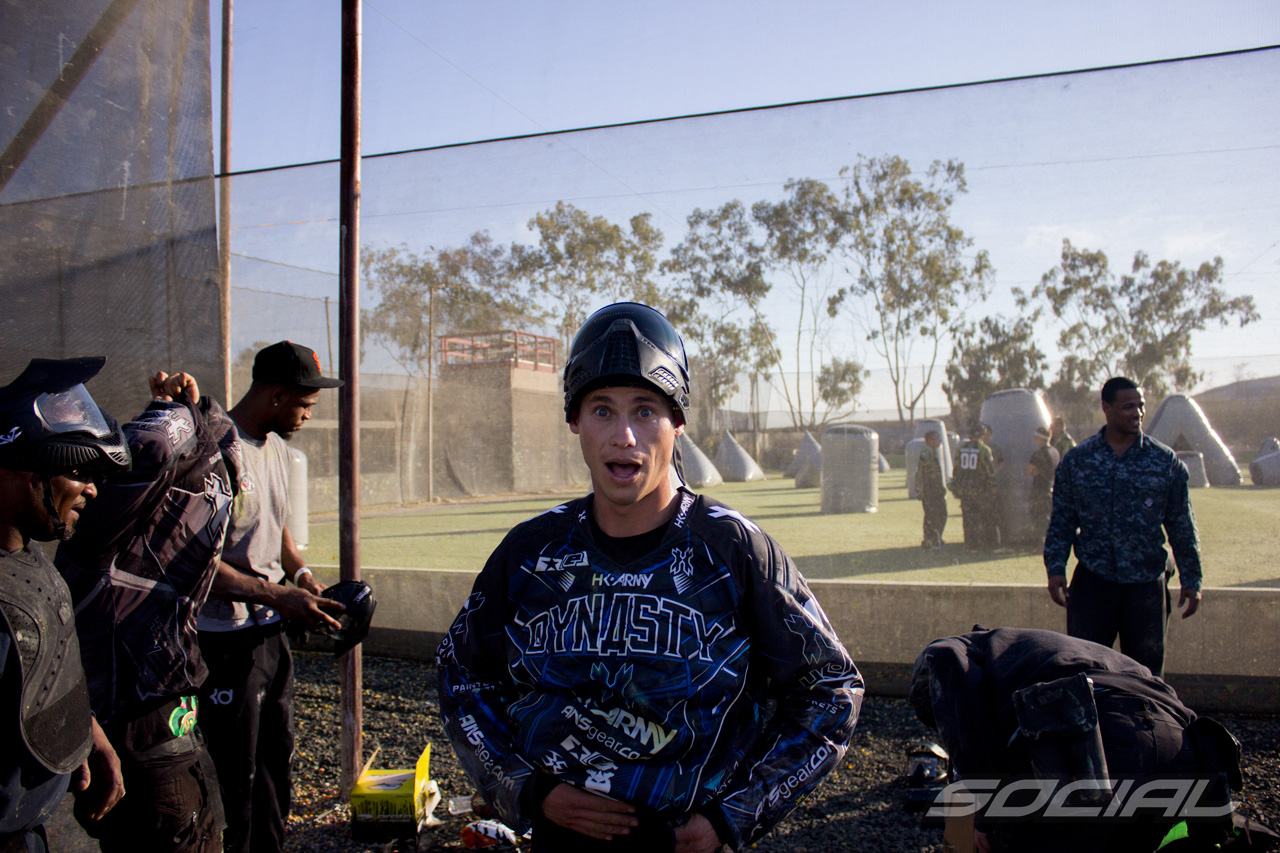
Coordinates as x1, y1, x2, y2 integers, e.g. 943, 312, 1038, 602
218, 0, 234, 402
337, 0, 363, 798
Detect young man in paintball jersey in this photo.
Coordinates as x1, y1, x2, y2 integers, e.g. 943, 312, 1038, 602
438, 303, 862, 852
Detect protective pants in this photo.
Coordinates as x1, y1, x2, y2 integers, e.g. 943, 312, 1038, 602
197, 623, 294, 853
79, 698, 223, 853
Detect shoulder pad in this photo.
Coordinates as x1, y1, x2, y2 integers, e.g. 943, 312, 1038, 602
523, 497, 586, 532
125, 401, 199, 472
698, 498, 762, 535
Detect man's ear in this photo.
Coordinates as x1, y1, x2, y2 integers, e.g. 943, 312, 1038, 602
568, 411, 580, 435
0, 468, 34, 493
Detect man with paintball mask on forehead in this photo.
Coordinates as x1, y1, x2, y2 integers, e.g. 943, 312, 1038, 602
56, 369, 241, 852
0, 357, 129, 851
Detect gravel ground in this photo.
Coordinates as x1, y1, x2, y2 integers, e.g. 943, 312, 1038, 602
287, 652, 1280, 852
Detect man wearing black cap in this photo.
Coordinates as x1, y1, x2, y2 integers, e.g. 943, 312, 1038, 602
0, 357, 128, 851
196, 341, 345, 853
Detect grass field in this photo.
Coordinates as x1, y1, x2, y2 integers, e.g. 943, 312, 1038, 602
306, 471, 1280, 588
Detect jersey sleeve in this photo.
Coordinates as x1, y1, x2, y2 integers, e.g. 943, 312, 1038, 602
709, 533, 863, 849
436, 537, 538, 832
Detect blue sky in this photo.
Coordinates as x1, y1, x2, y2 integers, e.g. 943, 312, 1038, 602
214, 1, 1280, 415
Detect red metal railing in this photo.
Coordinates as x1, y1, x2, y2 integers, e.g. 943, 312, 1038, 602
439, 330, 558, 372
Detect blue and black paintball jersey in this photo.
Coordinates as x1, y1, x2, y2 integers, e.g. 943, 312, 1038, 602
437, 489, 863, 850
1044, 429, 1202, 590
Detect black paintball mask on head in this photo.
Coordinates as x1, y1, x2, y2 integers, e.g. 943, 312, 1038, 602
320, 580, 377, 656
0, 357, 130, 540
562, 303, 690, 424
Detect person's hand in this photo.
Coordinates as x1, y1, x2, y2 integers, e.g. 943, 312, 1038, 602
974, 827, 993, 853
294, 570, 326, 598
1179, 588, 1202, 618
541, 783, 637, 841
674, 813, 721, 853
73, 717, 125, 821
272, 586, 344, 632
1048, 575, 1069, 608
148, 371, 200, 404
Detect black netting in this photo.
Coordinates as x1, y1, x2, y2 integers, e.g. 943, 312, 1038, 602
0, 0, 220, 421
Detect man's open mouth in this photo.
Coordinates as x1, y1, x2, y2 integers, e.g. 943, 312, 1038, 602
606, 461, 642, 479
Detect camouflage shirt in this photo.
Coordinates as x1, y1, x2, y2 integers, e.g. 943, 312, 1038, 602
1044, 428, 1202, 590
951, 440, 995, 498
916, 446, 946, 499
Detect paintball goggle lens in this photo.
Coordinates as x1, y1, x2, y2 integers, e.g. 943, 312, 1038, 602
34, 384, 111, 437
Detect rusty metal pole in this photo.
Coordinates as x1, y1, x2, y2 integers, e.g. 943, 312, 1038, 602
218, 0, 233, 403
338, 0, 363, 798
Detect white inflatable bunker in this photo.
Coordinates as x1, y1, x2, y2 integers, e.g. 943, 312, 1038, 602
1250, 451, 1280, 486
1145, 394, 1242, 486
1177, 451, 1210, 488
904, 437, 926, 500
795, 460, 821, 489
821, 425, 878, 514
878, 453, 891, 473
677, 433, 723, 488
1259, 437, 1280, 458
979, 389, 1051, 546
287, 448, 309, 549
785, 431, 823, 477
713, 430, 766, 482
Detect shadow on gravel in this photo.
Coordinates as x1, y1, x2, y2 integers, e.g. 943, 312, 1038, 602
752, 777, 947, 852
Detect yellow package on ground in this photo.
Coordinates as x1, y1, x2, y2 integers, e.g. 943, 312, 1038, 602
350, 744, 439, 841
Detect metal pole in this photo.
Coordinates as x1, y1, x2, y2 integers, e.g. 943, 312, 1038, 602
218, 0, 233, 403
427, 282, 434, 502
338, 0, 363, 799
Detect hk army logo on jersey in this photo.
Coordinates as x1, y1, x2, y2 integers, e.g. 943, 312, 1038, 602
670, 546, 694, 593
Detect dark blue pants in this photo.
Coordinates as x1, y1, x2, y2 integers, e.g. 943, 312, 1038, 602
1066, 567, 1170, 677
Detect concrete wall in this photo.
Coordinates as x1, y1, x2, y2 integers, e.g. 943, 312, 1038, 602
226, 365, 586, 511
309, 567, 1280, 713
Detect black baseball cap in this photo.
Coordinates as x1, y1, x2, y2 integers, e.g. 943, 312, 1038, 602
252, 341, 343, 389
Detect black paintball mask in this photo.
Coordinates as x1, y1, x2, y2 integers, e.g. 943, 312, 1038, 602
562, 303, 690, 424
320, 580, 377, 656
0, 357, 130, 540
